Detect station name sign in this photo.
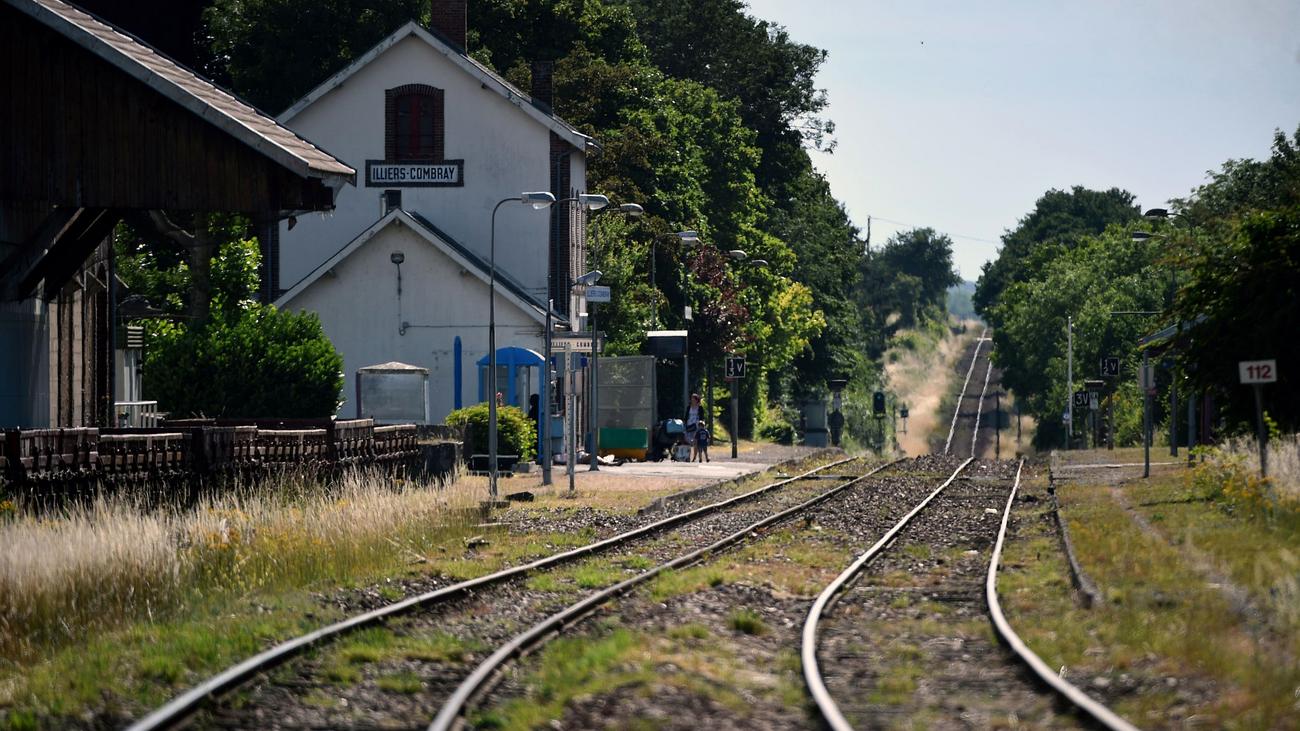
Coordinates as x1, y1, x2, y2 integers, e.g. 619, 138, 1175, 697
365, 160, 465, 187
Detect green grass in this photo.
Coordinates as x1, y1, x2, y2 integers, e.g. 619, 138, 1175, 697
375, 671, 424, 694
647, 566, 727, 602
470, 628, 650, 731
727, 609, 767, 635
666, 623, 711, 641
316, 626, 481, 685
999, 470, 1300, 729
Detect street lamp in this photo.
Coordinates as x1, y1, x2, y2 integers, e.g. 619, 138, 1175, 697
1130, 225, 1185, 458
537, 194, 613, 487
585, 201, 644, 472
489, 192, 555, 501
650, 231, 700, 328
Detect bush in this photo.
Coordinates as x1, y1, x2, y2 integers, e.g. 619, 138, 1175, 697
445, 402, 536, 461
757, 406, 796, 445
144, 305, 343, 418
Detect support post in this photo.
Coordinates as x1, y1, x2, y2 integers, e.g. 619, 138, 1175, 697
1108, 388, 1115, 450
1143, 350, 1151, 479
730, 382, 739, 459
568, 352, 576, 495
1254, 384, 1268, 478
588, 303, 600, 471
542, 300, 553, 485
682, 355, 689, 422
1067, 316, 1074, 446
1187, 388, 1196, 467
1170, 364, 1178, 457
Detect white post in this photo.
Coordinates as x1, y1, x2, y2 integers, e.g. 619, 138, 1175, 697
1067, 316, 1074, 446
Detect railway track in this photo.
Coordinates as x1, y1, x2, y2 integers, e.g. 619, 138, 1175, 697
802, 457, 1138, 730
129, 454, 863, 730
943, 327, 997, 458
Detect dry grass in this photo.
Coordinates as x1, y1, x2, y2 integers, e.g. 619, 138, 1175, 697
0, 471, 486, 663
1214, 433, 1300, 501
884, 320, 977, 455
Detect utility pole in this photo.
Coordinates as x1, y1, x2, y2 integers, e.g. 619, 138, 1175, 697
1067, 316, 1074, 448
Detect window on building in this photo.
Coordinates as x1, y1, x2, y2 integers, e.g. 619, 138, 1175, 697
385, 85, 444, 162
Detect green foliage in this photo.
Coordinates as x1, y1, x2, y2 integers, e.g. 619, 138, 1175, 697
1170, 127, 1300, 432
205, 0, 425, 113
114, 216, 261, 322
445, 402, 536, 461
144, 305, 343, 418
855, 228, 960, 349
987, 223, 1163, 447
756, 406, 796, 445
974, 186, 1140, 318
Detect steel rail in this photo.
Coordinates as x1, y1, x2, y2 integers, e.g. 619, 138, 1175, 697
129, 455, 858, 731
970, 349, 995, 457
801, 456, 974, 731
943, 328, 988, 455
986, 461, 1142, 731
428, 459, 905, 731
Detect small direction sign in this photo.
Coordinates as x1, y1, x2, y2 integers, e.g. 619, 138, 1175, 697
1072, 390, 1089, 409
585, 285, 611, 303
725, 356, 746, 380
1239, 359, 1277, 384
1100, 356, 1120, 378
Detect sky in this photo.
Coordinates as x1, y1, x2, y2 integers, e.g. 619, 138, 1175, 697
743, 0, 1300, 280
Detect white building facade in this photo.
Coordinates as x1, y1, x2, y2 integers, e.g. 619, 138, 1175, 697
273, 8, 596, 422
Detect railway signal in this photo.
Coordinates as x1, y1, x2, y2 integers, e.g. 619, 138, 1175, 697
726, 355, 746, 458
1100, 356, 1120, 378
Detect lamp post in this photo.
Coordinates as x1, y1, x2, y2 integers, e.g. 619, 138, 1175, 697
586, 202, 643, 471
650, 231, 699, 328
538, 194, 610, 486
1132, 225, 1182, 457
489, 192, 555, 501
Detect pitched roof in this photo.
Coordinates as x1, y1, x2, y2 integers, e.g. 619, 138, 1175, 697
274, 209, 559, 326
278, 21, 597, 154
8, 0, 356, 185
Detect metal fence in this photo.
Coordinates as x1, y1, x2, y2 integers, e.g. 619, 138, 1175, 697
598, 356, 656, 431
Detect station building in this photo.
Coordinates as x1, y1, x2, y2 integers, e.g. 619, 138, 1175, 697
273, 1, 598, 422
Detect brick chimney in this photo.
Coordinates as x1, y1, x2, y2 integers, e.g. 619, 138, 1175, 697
429, 0, 466, 50
530, 60, 554, 112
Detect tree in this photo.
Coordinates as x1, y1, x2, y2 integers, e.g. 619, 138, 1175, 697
115, 213, 260, 325
205, 0, 425, 112
975, 186, 1140, 319
1170, 127, 1300, 432
144, 306, 344, 418
989, 224, 1164, 447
